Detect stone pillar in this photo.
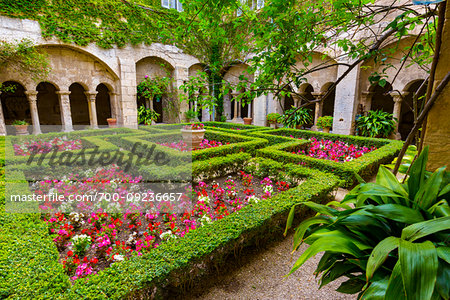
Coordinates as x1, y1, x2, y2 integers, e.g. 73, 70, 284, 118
390, 91, 407, 140
25, 91, 41, 135
231, 92, 239, 121
109, 92, 120, 121
247, 101, 252, 118
333, 60, 361, 135
0, 98, 6, 135
360, 91, 374, 114
56, 91, 73, 132
85, 91, 98, 129
174, 66, 189, 122
293, 95, 302, 107
311, 92, 324, 131
118, 58, 138, 128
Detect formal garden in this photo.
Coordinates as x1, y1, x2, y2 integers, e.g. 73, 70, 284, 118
1, 118, 447, 299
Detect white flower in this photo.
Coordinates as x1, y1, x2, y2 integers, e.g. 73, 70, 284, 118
160, 231, 176, 241
113, 254, 124, 261
263, 185, 273, 194
199, 214, 212, 226
198, 195, 210, 205
247, 195, 260, 204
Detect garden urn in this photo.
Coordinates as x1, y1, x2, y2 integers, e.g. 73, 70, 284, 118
322, 127, 331, 133
181, 128, 205, 149
107, 118, 117, 128
14, 125, 29, 135
243, 117, 253, 125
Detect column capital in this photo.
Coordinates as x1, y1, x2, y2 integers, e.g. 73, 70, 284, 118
389, 91, 409, 102
361, 91, 374, 97
24, 91, 38, 97
108, 92, 120, 97
56, 90, 71, 96
85, 91, 98, 101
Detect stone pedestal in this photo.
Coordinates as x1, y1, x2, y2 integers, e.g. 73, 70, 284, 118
25, 91, 41, 135
56, 91, 73, 132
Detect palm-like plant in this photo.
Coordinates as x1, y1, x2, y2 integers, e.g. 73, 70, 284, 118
356, 110, 397, 138
286, 147, 449, 299
282, 107, 313, 128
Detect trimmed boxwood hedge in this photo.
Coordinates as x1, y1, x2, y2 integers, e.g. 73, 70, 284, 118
256, 129, 403, 186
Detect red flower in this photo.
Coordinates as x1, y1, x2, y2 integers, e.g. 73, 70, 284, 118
67, 250, 73, 257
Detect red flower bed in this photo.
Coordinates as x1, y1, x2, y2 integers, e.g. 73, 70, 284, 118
157, 139, 228, 151
34, 167, 291, 281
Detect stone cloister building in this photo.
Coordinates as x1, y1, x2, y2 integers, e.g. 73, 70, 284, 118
0, 13, 428, 139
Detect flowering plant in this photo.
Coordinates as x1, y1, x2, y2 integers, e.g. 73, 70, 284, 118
183, 123, 204, 130
14, 137, 82, 156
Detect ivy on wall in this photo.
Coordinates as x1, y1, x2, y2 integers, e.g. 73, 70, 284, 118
0, 0, 178, 49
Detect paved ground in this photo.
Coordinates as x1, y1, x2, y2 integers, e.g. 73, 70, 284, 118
178, 188, 355, 300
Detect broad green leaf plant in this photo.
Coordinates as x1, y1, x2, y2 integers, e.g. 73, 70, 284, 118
285, 147, 450, 299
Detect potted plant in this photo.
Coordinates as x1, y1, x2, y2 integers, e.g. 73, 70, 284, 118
12, 120, 29, 135
316, 116, 333, 133
184, 109, 199, 122
138, 106, 160, 125
267, 113, 281, 128
281, 107, 312, 129
356, 110, 396, 138
106, 118, 117, 128
181, 123, 205, 149
243, 116, 253, 125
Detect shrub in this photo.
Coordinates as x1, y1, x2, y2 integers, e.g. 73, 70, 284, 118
267, 113, 281, 123
356, 110, 396, 138
12, 120, 28, 126
285, 146, 450, 299
281, 107, 313, 128
137, 106, 160, 125
316, 116, 333, 129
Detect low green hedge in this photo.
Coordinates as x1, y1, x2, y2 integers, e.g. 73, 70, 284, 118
257, 137, 403, 187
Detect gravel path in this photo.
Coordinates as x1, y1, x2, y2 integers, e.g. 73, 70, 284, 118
176, 188, 355, 300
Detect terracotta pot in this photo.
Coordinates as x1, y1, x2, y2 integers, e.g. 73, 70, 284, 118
269, 122, 277, 129
243, 117, 253, 125
296, 125, 302, 129
107, 118, 117, 128
14, 125, 29, 135
181, 128, 206, 149
322, 127, 331, 133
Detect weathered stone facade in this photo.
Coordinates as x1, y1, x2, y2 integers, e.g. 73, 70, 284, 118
0, 13, 430, 137
423, 3, 450, 171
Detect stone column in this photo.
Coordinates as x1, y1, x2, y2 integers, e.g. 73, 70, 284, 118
109, 92, 120, 121
25, 91, 41, 135
390, 91, 407, 140
85, 91, 98, 129
0, 98, 6, 135
333, 60, 361, 135
293, 95, 302, 107
360, 91, 374, 114
247, 101, 252, 118
56, 91, 73, 132
311, 92, 324, 131
231, 92, 239, 121
118, 57, 138, 128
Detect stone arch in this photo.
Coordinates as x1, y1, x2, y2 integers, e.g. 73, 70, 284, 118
321, 82, 335, 117
95, 84, 112, 126
1, 81, 30, 127
136, 56, 176, 123
293, 52, 338, 91
36, 45, 118, 92
399, 79, 427, 141
359, 36, 428, 94
36, 82, 61, 126
69, 83, 90, 126
369, 82, 394, 113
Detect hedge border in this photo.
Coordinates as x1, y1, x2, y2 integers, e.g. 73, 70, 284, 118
256, 130, 403, 186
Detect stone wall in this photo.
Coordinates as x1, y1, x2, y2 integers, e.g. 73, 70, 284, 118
423, 3, 450, 171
